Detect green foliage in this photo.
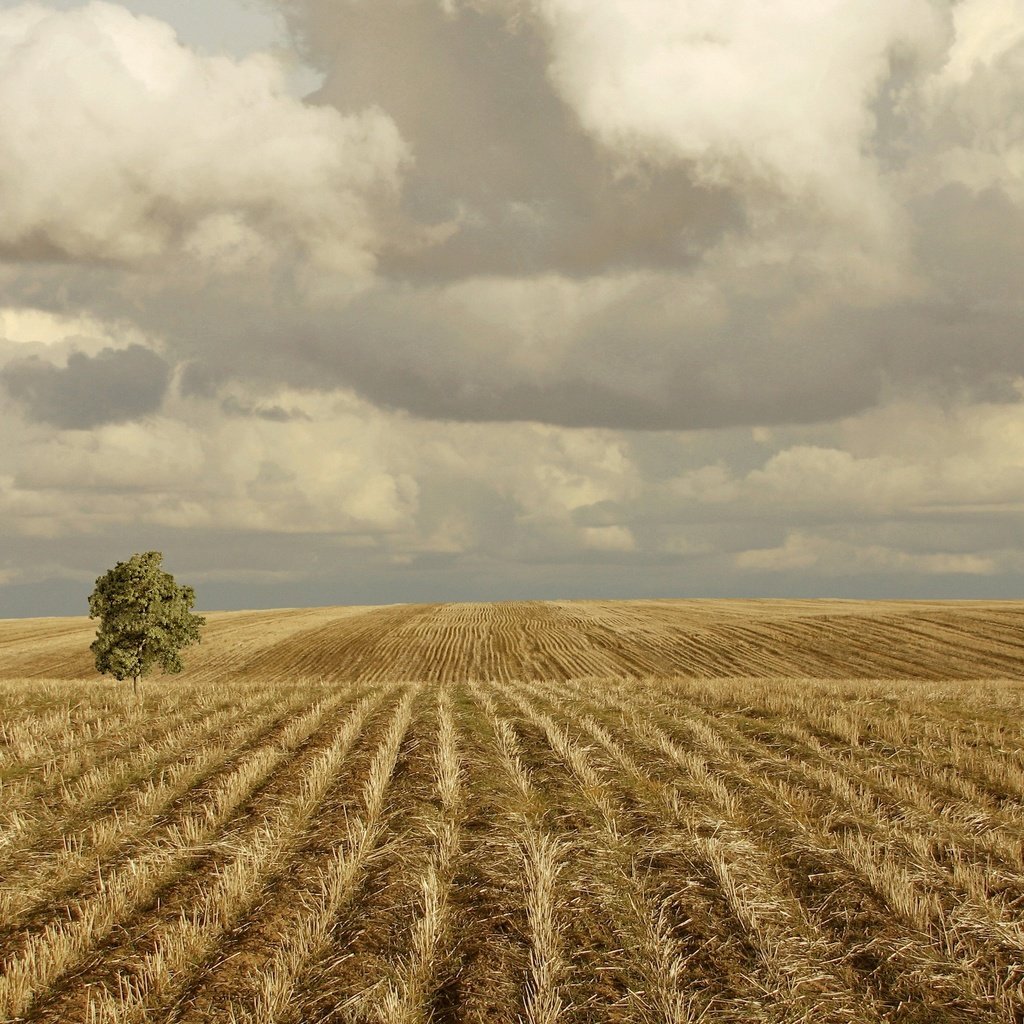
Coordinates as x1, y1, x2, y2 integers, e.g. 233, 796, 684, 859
88, 551, 205, 687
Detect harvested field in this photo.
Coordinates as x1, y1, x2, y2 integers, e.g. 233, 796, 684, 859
1, 600, 1023, 1023
4, 599, 1024, 683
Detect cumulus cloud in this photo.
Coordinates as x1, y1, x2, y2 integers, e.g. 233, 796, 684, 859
209, 0, 1016, 433
4, 0, 1023, 434
4, 376, 1024, 605
3, 0, 1024, 608
0, 374, 647, 551
918, 0, 1024, 198
0, 2, 407, 272
735, 532, 998, 576
532, 1, 941, 205
280, 0, 741, 281
0, 307, 129, 349
650, 398, 1024, 528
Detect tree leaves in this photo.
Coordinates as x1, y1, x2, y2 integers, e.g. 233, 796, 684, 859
88, 552, 205, 686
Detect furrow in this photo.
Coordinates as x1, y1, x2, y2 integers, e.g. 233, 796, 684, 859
79, 688, 386, 1024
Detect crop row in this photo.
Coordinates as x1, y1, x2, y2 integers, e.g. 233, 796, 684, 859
0, 675, 1021, 1023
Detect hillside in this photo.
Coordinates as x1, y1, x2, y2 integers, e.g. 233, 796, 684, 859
3, 599, 1024, 682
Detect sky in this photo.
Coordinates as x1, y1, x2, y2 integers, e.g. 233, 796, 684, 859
1, 0, 1023, 615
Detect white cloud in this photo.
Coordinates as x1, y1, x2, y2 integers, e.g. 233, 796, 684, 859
509, 428, 639, 521
0, 2, 407, 272
0, 383, 642, 547
0, 307, 138, 350
736, 532, 997, 576
915, 0, 1024, 201
932, 0, 1024, 87
747, 446, 925, 512
5, 376, 1024, 597
8, 418, 204, 494
530, 0, 942, 217
706, 399, 1024, 520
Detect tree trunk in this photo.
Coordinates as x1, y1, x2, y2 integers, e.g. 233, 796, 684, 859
133, 674, 140, 699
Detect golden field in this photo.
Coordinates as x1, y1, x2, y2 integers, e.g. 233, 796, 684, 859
1, 599, 1023, 1023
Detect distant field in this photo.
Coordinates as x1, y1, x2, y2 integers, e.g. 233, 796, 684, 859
1, 601, 1023, 1022
5, 598, 1024, 681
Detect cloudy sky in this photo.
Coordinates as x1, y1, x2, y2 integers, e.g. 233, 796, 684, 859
1, 0, 1023, 615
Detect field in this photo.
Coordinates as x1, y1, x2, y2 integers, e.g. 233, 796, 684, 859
1, 599, 1023, 1023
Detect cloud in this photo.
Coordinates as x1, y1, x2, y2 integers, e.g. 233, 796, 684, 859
1, 344, 171, 428
735, 532, 997, 576
2, 1, 1024, 608
532, 1, 942, 205
0, 306, 128, 348
3, 1, 1022, 436
220, 394, 312, 422
661, 398, 1024, 525
922, 0, 1024, 164
284, 0, 741, 281
0, 381, 643, 545
579, 525, 636, 552
3, 378, 1024, 603
0, 2, 407, 272
201, 265, 883, 431
217, 0, 1014, 432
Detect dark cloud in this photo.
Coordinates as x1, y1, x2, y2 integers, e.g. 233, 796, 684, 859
1, 345, 171, 429
278, 280, 883, 429
294, 0, 740, 280
5, 0, 1024, 614
912, 183, 1024, 306
2, 3, 1020, 436
221, 394, 312, 422
177, 360, 223, 400
7, 208, 1023, 435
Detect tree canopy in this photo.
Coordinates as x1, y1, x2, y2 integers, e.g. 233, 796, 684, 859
88, 551, 205, 692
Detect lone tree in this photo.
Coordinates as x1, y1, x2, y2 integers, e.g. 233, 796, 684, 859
88, 551, 205, 695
